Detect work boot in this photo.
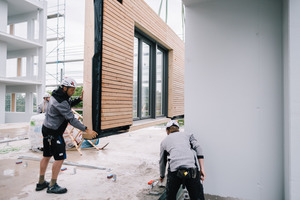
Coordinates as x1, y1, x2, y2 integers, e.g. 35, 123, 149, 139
47, 183, 67, 194
35, 181, 49, 191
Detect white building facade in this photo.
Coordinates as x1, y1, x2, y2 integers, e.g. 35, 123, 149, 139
183, 0, 299, 199
0, 0, 47, 123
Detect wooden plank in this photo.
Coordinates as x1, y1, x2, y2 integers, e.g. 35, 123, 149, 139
102, 52, 133, 67
102, 96, 132, 101
102, 87, 133, 94
101, 121, 132, 130
101, 118, 132, 126
102, 41, 133, 59
102, 104, 132, 109
102, 114, 132, 121
103, 59, 133, 71
102, 39, 133, 59
102, 68, 133, 80
102, 64, 133, 76
102, 107, 132, 113
102, 70, 133, 82
101, 111, 132, 117
102, 79, 133, 88
102, 91, 132, 98
102, 82, 133, 91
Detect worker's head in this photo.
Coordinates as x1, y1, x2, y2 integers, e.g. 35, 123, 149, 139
61, 77, 77, 97
166, 120, 180, 135
43, 93, 51, 101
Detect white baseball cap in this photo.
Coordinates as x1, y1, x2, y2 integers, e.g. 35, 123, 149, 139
61, 77, 77, 88
166, 120, 179, 128
43, 93, 51, 98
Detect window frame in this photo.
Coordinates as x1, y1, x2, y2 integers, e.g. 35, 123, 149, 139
133, 28, 168, 120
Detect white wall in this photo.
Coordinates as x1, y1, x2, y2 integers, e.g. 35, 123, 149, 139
284, 0, 300, 199
184, 0, 283, 199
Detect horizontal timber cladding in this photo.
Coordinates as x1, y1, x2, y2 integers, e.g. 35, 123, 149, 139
84, 0, 184, 132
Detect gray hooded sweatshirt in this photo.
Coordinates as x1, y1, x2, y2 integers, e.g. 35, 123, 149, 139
43, 87, 86, 134
159, 131, 204, 178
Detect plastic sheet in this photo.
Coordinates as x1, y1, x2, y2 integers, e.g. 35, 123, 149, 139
28, 114, 83, 151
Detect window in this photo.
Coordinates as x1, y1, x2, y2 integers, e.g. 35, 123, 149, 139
133, 37, 138, 118
156, 49, 164, 116
16, 93, 26, 112
133, 29, 168, 120
33, 93, 37, 112
5, 94, 11, 112
141, 42, 150, 118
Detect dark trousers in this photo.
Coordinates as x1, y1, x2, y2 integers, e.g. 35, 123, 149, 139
166, 170, 205, 200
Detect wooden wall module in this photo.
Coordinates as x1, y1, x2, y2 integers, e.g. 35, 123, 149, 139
84, 0, 184, 131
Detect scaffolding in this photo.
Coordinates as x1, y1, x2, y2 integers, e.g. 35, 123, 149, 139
158, 0, 185, 41
46, 0, 66, 89
46, 0, 84, 90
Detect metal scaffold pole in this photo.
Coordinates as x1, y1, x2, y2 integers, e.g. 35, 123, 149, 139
46, 0, 66, 89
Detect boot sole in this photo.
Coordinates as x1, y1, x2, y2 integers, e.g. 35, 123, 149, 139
47, 189, 67, 194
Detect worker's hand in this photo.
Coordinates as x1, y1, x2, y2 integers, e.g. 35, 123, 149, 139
159, 177, 164, 183
80, 90, 84, 101
200, 169, 205, 182
82, 128, 97, 140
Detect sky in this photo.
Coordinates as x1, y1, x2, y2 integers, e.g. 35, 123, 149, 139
45, 0, 184, 87
59, 0, 184, 48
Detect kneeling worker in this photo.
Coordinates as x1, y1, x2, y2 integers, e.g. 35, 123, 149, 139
159, 120, 206, 200
35, 77, 97, 194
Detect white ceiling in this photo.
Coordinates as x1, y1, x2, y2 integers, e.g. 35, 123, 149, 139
6, 0, 43, 17
0, 31, 41, 51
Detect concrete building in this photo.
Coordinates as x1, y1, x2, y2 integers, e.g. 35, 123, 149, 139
0, 0, 47, 123
183, 0, 299, 199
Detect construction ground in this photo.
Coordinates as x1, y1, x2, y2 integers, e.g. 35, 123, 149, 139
0, 123, 236, 200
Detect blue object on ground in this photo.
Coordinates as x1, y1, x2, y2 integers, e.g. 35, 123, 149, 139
81, 139, 99, 148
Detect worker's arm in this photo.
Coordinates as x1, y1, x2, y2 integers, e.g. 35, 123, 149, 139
189, 133, 203, 156
198, 158, 205, 181
69, 97, 81, 107
70, 90, 84, 107
159, 143, 168, 182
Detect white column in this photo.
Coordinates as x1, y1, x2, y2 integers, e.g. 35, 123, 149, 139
26, 56, 33, 79
285, 0, 300, 199
0, 84, 6, 123
0, 42, 7, 77
27, 18, 34, 80
27, 18, 35, 41
0, 0, 8, 32
38, 2, 47, 98
25, 92, 33, 116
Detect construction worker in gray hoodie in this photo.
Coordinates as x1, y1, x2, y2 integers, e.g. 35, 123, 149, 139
37, 93, 51, 113
35, 77, 97, 194
159, 120, 205, 200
